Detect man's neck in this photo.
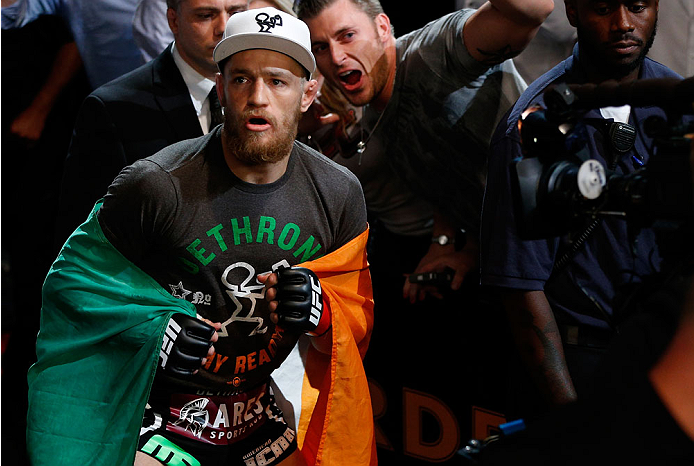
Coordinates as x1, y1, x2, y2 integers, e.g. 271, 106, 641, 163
579, 49, 642, 85
172, 42, 217, 81
587, 67, 640, 85
230, 162, 289, 184
371, 37, 398, 112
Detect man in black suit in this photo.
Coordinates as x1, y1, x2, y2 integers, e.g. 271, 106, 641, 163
54, 0, 249, 249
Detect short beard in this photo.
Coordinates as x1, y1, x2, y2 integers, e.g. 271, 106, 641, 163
223, 105, 301, 165
578, 18, 658, 80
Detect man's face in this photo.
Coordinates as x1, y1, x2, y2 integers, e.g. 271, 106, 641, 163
567, 0, 658, 78
168, 0, 248, 78
304, 0, 392, 107
217, 49, 317, 164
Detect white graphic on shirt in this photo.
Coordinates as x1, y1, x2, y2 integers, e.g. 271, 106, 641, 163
219, 260, 290, 337
191, 291, 212, 306
169, 282, 211, 306
170, 281, 192, 300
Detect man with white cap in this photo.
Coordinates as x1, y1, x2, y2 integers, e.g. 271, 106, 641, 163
26, 7, 374, 466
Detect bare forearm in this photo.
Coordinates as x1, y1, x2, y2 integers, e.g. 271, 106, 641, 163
464, 0, 554, 64
503, 289, 577, 406
487, 0, 555, 27
31, 42, 83, 113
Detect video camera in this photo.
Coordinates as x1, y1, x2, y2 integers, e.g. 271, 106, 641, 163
512, 78, 694, 240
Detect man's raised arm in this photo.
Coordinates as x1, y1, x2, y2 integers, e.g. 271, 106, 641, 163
464, 0, 555, 65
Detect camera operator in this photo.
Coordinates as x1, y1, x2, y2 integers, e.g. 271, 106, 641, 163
479, 0, 689, 416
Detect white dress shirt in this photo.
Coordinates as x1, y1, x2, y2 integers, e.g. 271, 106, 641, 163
171, 42, 216, 134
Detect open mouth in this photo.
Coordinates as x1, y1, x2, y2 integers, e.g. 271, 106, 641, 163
246, 116, 271, 131
338, 70, 363, 90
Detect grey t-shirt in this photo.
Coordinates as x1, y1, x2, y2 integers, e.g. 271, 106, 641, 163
98, 128, 367, 392
333, 9, 526, 236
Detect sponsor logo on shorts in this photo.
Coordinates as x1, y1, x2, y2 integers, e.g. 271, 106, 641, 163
168, 388, 269, 445
243, 427, 296, 466
173, 398, 210, 439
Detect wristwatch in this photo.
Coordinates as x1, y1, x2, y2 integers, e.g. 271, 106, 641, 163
432, 234, 453, 246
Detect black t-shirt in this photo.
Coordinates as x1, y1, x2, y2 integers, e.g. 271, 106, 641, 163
98, 128, 367, 392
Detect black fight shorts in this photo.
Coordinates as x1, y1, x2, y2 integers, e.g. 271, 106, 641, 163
138, 382, 298, 466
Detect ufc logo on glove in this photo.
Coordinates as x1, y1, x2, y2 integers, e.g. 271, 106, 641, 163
159, 314, 216, 377
276, 267, 331, 336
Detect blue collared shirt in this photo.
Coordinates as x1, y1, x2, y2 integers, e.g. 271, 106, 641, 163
2, 0, 145, 89
480, 44, 687, 330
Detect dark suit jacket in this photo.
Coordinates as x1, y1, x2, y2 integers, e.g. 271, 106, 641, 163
55, 44, 204, 249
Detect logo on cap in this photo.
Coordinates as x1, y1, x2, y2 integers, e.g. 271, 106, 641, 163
256, 12, 283, 33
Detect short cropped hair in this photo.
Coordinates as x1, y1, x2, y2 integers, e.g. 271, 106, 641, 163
295, 0, 384, 21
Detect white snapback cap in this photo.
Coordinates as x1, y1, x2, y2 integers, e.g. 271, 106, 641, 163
213, 7, 316, 78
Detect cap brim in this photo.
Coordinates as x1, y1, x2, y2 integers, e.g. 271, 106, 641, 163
213, 33, 316, 77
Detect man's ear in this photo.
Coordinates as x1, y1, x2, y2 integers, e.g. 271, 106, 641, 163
301, 79, 319, 112
564, 0, 578, 28
374, 13, 392, 44
167, 7, 179, 36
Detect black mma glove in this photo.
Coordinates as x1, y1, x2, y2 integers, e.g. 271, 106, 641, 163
275, 267, 331, 336
159, 313, 216, 377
